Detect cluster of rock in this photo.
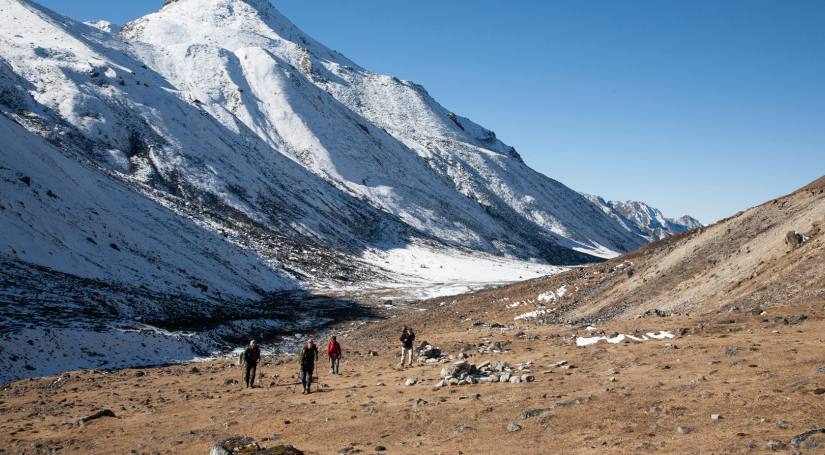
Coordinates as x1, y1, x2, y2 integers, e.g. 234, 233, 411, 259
434, 360, 535, 387
416, 342, 450, 365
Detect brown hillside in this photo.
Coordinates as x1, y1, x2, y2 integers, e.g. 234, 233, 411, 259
365, 180, 825, 332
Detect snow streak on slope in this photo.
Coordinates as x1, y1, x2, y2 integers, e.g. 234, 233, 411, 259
584, 195, 703, 242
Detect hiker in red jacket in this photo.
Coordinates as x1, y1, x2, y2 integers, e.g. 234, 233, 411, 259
326, 335, 343, 375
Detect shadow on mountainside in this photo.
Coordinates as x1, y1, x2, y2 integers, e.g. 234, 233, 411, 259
0, 256, 384, 384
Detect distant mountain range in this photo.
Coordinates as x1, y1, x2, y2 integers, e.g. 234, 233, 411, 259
584, 195, 703, 242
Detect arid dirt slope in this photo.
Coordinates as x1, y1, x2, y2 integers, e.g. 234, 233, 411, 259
1, 178, 824, 454
397, 176, 825, 329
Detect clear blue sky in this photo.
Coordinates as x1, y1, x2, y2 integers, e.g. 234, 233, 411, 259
36, 0, 825, 223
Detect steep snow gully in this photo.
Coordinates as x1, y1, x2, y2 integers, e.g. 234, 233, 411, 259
0, 0, 697, 382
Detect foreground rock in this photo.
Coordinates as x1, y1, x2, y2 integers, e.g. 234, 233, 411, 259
210, 437, 304, 455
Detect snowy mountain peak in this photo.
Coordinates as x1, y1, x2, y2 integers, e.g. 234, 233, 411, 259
83, 20, 120, 33
1, 0, 664, 380
584, 195, 703, 242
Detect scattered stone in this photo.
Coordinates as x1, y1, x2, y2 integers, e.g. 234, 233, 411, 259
711, 414, 722, 422
677, 426, 692, 434
521, 408, 553, 420
814, 388, 825, 395
224, 378, 239, 385
791, 429, 825, 450
766, 440, 786, 451
404, 378, 418, 386
776, 420, 791, 429
507, 422, 523, 432
452, 425, 474, 436
701, 391, 714, 398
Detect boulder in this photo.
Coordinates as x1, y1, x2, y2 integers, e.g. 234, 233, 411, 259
210, 437, 304, 455
785, 231, 805, 249
520, 408, 553, 420
445, 360, 475, 378
209, 437, 259, 455
420, 346, 442, 359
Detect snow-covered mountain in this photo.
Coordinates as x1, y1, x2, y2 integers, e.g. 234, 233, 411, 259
0, 0, 652, 381
584, 195, 703, 242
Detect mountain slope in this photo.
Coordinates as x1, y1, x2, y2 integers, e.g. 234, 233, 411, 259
119, 0, 644, 259
0, 0, 656, 381
585, 194, 703, 242
423, 176, 825, 326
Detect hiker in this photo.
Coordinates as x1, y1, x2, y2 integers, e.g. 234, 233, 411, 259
326, 335, 343, 375
298, 337, 319, 394
239, 340, 261, 388
399, 326, 415, 368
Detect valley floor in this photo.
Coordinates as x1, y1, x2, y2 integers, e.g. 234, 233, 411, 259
2, 300, 825, 454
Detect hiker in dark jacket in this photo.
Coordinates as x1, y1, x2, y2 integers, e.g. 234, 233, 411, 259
326, 335, 343, 375
298, 337, 319, 394
239, 340, 261, 388
399, 327, 415, 368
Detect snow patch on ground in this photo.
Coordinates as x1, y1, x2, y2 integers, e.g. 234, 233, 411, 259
537, 284, 568, 303
576, 331, 674, 347
358, 243, 564, 300
514, 309, 552, 321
